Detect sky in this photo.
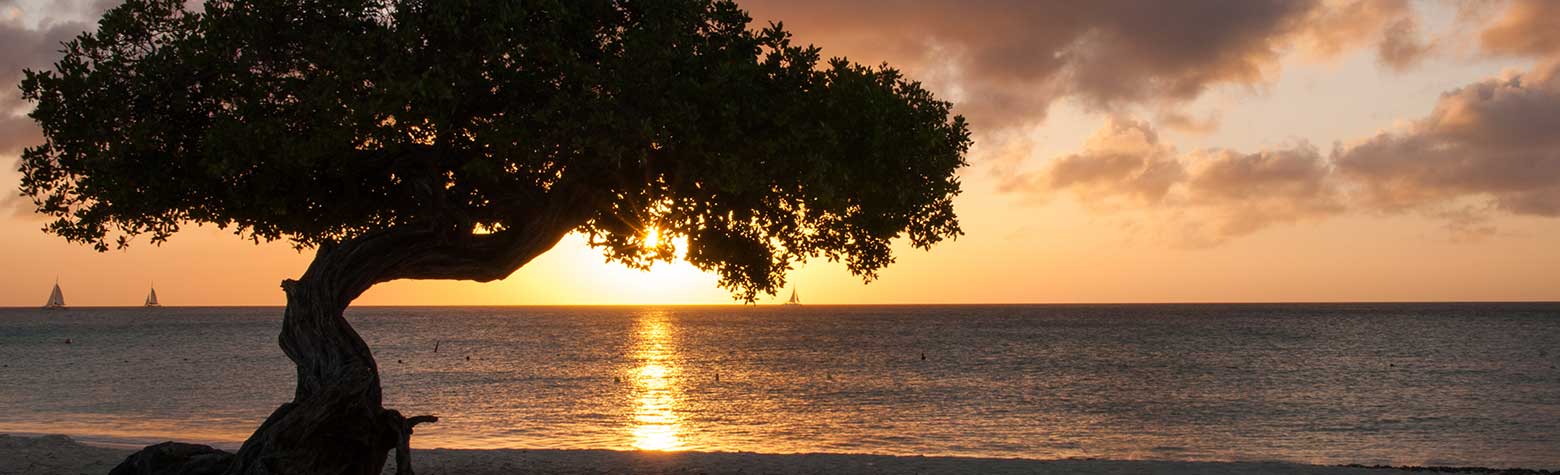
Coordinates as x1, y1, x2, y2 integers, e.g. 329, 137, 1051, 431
1, 0, 1558, 306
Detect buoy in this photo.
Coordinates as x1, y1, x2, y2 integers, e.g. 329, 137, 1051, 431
465, 356, 470, 361
398, 359, 404, 364
715, 373, 721, 383
920, 352, 926, 361
65, 338, 72, 344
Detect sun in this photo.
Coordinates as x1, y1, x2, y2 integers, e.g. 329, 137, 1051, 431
643, 227, 661, 249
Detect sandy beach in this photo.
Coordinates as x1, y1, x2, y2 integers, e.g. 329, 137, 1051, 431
1, 433, 1524, 475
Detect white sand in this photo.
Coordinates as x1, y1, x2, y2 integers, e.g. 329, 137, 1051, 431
0, 433, 1426, 475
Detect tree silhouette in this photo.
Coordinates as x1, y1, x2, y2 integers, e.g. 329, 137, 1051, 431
20, 0, 969, 473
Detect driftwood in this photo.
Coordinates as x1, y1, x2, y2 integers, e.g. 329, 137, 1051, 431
109, 442, 233, 475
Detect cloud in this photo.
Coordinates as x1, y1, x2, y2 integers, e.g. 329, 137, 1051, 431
1335, 61, 1560, 216
0, 2, 100, 157
1002, 118, 1183, 205
0, 5, 95, 84
1156, 109, 1222, 135
1014, 57, 1560, 244
3, 0, 1429, 159
1435, 205, 1499, 243
1183, 146, 1342, 237
740, 0, 1420, 130
0, 183, 41, 219
0, 91, 40, 156
1377, 17, 1435, 71
1004, 117, 1340, 244
1294, 0, 1413, 60
1479, 0, 1560, 58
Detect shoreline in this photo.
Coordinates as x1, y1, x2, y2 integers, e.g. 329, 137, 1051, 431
5, 301, 1560, 309
3, 434, 1553, 475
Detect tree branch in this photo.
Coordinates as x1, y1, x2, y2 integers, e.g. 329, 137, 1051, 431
296, 184, 597, 310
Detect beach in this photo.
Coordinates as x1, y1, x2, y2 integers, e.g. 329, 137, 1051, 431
1, 434, 1510, 475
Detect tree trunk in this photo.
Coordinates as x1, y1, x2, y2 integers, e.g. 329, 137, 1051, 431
113, 193, 591, 475
114, 239, 438, 475
217, 277, 407, 474
109, 275, 428, 475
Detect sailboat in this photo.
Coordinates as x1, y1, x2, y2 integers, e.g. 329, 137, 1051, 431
43, 280, 66, 309
144, 284, 160, 307
783, 287, 801, 306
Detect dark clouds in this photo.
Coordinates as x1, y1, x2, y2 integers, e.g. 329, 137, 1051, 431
0, 1, 101, 156
740, 0, 1418, 128
0, 0, 1428, 157
0, 16, 84, 85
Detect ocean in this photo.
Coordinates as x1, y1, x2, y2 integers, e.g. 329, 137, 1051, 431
0, 304, 1557, 469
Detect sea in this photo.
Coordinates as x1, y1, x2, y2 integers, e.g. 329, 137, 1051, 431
1, 303, 1557, 469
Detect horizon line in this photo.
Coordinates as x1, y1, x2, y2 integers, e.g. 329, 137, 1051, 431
4, 299, 1559, 309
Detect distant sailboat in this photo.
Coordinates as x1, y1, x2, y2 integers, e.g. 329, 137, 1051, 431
43, 280, 66, 309
784, 288, 801, 306
144, 284, 160, 307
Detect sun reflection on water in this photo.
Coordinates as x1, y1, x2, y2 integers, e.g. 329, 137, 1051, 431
630, 312, 684, 451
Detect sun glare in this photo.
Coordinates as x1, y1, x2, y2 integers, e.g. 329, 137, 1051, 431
643, 227, 661, 249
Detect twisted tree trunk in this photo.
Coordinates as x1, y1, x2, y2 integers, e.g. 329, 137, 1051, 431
113, 193, 592, 475
218, 274, 423, 474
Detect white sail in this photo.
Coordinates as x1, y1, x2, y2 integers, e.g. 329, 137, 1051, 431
784, 288, 801, 306
44, 282, 65, 309
145, 286, 160, 307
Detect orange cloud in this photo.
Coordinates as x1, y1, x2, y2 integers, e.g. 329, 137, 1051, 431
1377, 17, 1435, 71
1003, 118, 1182, 205
1336, 61, 1560, 217
1014, 58, 1560, 244
993, 0, 1560, 244
1479, 0, 1560, 59
1183, 147, 1342, 238
1004, 117, 1340, 244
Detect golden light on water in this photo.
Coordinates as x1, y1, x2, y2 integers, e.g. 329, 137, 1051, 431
630, 312, 684, 451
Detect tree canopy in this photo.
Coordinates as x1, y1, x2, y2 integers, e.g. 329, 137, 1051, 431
19, 0, 970, 300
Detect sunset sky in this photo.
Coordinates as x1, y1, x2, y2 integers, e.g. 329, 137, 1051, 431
2, 0, 1558, 306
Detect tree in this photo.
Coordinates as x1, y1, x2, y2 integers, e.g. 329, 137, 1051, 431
19, 0, 970, 473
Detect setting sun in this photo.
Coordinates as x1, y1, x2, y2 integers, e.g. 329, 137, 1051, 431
643, 227, 661, 249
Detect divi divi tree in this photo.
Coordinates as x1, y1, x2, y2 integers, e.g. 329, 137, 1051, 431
19, 0, 969, 473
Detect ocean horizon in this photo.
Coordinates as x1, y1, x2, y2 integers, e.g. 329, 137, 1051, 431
3, 303, 1558, 470
8, 300, 1560, 308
